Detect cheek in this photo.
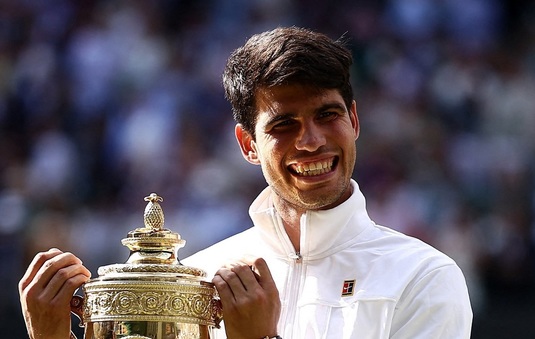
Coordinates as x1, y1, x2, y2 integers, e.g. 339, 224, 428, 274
256, 134, 295, 173
261, 138, 285, 158
260, 146, 287, 173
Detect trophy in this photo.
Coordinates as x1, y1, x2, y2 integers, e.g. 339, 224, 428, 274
70, 193, 222, 339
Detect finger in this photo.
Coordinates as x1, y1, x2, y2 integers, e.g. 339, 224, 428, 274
248, 258, 278, 293
229, 262, 260, 291
238, 257, 271, 281
33, 252, 84, 290
45, 263, 91, 304
215, 266, 250, 294
19, 248, 63, 293
212, 273, 236, 304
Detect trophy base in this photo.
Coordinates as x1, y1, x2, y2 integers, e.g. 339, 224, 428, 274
83, 320, 211, 339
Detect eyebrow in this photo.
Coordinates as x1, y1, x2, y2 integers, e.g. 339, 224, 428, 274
316, 102, 347, 113
264, 101, 348, 128
265, 113, 295, 127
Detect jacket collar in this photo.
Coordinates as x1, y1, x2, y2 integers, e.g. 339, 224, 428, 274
249, 179, 373, 260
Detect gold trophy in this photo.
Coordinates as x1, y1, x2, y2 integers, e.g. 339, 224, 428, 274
70, 193, 222, 339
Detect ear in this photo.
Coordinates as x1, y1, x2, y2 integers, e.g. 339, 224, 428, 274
350, 100, 360, 140
235, 124, 261, 165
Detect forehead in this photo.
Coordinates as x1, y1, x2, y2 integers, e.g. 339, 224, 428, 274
254, 85, 345, 117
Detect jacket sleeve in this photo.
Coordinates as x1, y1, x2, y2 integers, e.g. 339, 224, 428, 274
390, 263, 473, 338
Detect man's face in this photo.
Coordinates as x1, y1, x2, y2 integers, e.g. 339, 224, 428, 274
236, 84, 359, 211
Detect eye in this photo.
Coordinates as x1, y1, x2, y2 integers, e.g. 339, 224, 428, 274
317, 111, 338, 121
271, 118, 296, 130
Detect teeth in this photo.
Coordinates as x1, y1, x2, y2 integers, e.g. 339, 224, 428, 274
293, 159, 334, 176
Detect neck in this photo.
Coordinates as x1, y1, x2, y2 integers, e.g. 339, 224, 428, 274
273, 198, 304, 253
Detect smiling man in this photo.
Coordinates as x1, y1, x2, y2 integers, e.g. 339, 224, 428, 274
184, 27, 473, 339
19, 27, 472, 339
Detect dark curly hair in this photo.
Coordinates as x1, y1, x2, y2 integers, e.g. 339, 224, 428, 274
222, 26, 354, 138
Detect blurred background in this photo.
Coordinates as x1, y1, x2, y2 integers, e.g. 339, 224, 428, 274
1, 0, 534, 338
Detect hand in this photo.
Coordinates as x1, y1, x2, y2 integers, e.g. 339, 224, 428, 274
18, 248, 91, 339
212, 257, 281, 339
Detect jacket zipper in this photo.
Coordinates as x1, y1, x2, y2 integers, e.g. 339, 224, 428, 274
282, 251, 303, 338
276, 209, 307, 338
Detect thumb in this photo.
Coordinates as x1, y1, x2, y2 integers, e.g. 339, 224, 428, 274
249, 257, 278, 293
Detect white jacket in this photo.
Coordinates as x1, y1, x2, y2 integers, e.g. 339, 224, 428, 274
183, 180, 473, 338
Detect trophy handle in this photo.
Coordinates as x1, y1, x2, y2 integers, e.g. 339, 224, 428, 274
70, 294, 85, 339
212, 297, 223, 329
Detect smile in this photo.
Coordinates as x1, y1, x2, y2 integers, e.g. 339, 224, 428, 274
290, 158, 336, 176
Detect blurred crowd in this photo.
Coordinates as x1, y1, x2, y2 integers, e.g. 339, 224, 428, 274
1, 0, 534, 337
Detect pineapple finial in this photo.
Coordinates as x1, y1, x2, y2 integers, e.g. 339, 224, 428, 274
143, 193, 164, 230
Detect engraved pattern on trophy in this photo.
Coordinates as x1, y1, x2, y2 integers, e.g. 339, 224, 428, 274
85, 282, 216, 323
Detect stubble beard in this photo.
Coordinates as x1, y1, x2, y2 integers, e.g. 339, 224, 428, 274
272, 178, 352, 213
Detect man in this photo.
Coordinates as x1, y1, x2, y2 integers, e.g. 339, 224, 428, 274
19, 27, 472, 339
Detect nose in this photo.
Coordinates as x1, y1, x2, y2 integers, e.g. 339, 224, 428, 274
295, 121, 326, 151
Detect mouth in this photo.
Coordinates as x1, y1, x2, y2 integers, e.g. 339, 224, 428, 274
289, 157, 337, 177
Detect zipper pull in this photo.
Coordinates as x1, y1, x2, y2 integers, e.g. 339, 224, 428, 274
289, 252, 302, 262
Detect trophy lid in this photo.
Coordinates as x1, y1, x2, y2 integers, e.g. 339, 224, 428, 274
78, 193, 223, 330
96, 193, 206, 278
